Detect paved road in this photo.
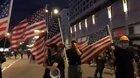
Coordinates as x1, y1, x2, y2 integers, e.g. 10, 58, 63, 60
2, 55, 115, 78
2, 56, 45, 78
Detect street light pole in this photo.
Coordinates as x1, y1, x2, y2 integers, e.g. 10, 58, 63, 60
53, 9, 69, 78
57, 16, 68, 65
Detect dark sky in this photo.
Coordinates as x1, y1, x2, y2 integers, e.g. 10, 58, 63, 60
9, 0, 68, 30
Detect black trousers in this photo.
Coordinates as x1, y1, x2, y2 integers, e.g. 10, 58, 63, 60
94, 67, 104, 78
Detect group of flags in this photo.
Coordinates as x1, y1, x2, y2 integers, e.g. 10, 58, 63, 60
0, 0, 112, 65
0, 0, 62, 64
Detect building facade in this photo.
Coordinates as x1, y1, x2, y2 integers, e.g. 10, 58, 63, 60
60, 9, 71, 45
68, 0, 140, 45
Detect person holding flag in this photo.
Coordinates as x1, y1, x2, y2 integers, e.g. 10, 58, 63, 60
66, 40, 82, 78
43, 43, 65, 78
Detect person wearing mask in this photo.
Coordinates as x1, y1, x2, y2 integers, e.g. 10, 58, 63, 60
112, 35, 137, 78
66, 40, 82, 78
43, 43, 65, 78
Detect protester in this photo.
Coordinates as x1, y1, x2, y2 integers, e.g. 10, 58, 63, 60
14, 51, 17, 59
20, 52, 23, 59
26, 51, 31, 59
112, 35, 137, 78
66, 40, 82, 78
30, 54, 35, 63
94, 53, 106, 78
43, 43, 65, 78
0, 52, 6, 78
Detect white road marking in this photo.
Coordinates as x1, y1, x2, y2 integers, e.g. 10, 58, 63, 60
2, 59, 20, 72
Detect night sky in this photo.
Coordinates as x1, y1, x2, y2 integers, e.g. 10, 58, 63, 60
0, 0, 68, 48
9, 0, 68, 30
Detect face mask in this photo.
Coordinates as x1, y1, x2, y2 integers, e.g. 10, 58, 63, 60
121, 43, 129, 49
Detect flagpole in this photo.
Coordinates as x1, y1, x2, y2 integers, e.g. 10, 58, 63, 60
58, 17, 68, 62
58, 17, 69, 78
107, 25, 114, 44
6, 0, 13, 32
4, 0, 13, 52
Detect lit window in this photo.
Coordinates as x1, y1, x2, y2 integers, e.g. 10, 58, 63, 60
92, 15, 95, 24
107, 6, 112, 19
122, 0, 128, 13
85, 19, 88, 28
74, 25, 77, 32
70, 27, 73, 34
79, 22, 82, 30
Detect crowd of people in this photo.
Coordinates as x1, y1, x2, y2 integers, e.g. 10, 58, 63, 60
43, 35, 140, 78
0, 35, 139, 78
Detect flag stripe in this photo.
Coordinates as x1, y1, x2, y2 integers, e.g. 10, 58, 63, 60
81, 36, 111, 59
81, 41, 111, 63
11, 20, 27, 50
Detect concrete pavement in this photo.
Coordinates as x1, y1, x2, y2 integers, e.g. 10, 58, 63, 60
2, 55, 115, 78
2, 55, 45, 78
81, 64, 115, 78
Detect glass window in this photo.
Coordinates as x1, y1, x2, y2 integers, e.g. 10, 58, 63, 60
79, 22, 82, 30
74, 25, 77, 32
70, 27, 73, 34
92, 15, 95, 24
85, 19, 88, 28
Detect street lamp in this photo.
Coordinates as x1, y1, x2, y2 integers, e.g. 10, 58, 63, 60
53, 9, 59, 14
45, 9, 48, 13
52, 8, 69, 68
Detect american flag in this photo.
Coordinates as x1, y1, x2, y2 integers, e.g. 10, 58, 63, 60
0, 0, 12, 38
46, 16, 62, 45
25, 8, 47, 64
80, 27, 112, 64
23, 9, 47, 42
30, 36, 47, 64
10, 20, 28, 50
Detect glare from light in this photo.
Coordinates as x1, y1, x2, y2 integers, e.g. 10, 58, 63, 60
0, 48, 3, 51
6, 33, 10, 36
27, 44, 34, 48
34, 30, 40, 34
45, 9, 48, 13
53, 9, 59, 14
20, 42, 24, 45
34, 36, 39, 39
